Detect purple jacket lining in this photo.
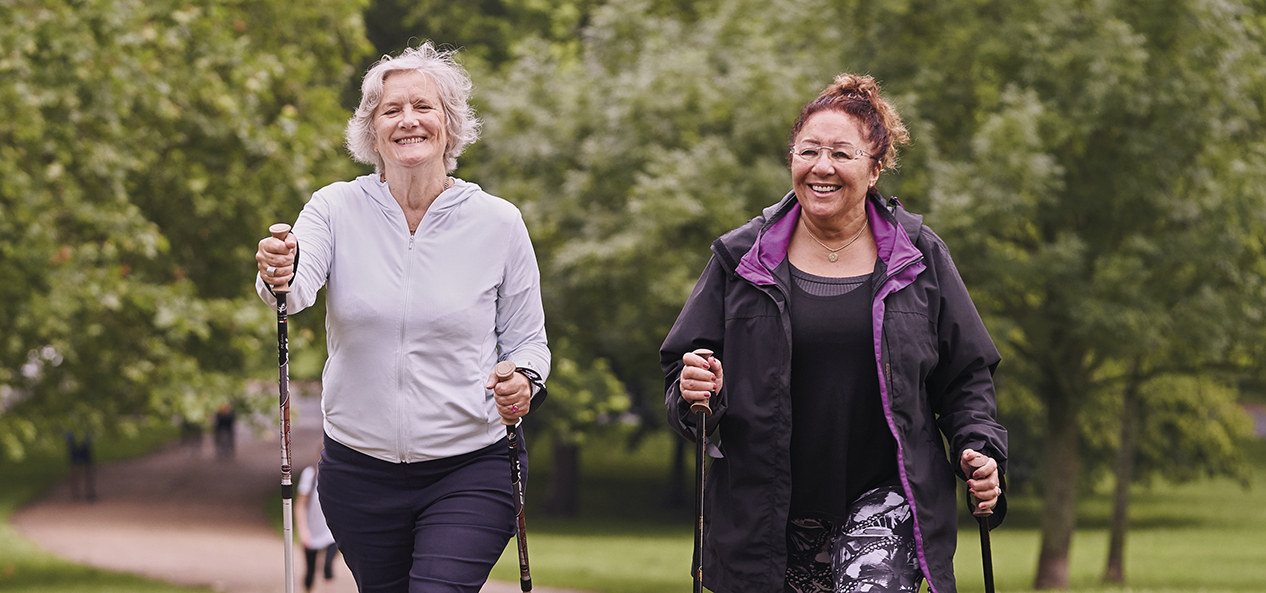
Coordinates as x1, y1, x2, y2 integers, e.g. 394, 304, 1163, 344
734, 197, 938, 592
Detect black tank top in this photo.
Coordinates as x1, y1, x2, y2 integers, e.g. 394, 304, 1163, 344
788, 265, 899, 520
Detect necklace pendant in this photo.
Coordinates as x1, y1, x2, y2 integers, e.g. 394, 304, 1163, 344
828, 252, 838, 263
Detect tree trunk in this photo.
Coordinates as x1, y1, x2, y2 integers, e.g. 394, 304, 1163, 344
543, 439, 580, 516
1104, 361, 1142, 584
1035, 395, 1081, 589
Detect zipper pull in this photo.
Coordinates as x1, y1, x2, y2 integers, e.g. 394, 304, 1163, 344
884, 363, 892, 382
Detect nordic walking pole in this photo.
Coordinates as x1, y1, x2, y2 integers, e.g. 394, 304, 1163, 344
967, 456, 995, 593
495, 360, 532, 592
976, 511, 995, 593
269, 223, 296, 593
690, 348, 715, 593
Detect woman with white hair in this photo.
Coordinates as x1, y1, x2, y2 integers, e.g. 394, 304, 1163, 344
254, 43, 550, 592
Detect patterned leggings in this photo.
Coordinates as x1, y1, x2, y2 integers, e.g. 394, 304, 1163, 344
784, 485, 923, 593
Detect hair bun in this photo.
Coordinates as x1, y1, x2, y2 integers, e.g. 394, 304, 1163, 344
824, 73, 878, 102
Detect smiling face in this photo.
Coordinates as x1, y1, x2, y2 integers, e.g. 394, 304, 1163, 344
373, 70, 448, 175
791, 110, 881, 226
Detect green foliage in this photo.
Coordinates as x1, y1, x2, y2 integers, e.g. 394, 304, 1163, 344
361, 0, 711, 74
531, 340, 631, 443
879, 0, 1266, 483
471, 0, 839, 428
1133, 375, 1253, 486
0, 0, 371, 459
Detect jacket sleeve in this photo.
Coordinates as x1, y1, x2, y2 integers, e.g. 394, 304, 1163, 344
924, 237, 1008, 483
256, 190, 333, 314
662, 254, 729, 442
496, 211, 551, 401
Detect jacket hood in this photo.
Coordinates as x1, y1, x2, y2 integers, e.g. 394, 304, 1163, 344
354, 173, 476, 218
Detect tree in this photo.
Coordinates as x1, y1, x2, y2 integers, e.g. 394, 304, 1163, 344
0, 0, 371, 459
883, 0, 1266, 587
1101, 370, 1252, 583
467, 0, 843, 511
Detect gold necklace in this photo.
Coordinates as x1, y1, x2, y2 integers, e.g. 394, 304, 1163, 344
801, 217, 868, 262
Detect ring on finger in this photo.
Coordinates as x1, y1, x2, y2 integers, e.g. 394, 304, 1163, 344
512, 404, 519, 413
265, 265, 277, 276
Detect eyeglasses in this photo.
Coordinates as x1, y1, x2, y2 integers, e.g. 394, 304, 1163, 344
790, 143, 877, 165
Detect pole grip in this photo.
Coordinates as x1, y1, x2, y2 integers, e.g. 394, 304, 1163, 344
495, 360, 518, 426
269, 223, 292, 294
689, 348, 714, 416
966, 454, 996, 518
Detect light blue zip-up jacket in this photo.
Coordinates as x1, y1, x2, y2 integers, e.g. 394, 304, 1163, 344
258, 175, 550, 463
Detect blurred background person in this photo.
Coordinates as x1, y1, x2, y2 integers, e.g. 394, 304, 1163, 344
296, 446, 339, 592
662, 73, 1006, 593
63, 429, 96, 501
213, 401, 236, 460
254, 42, 549, 592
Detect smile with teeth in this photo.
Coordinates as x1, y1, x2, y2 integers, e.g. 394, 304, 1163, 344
395, 136, 427, 144
810, 184, 840, 193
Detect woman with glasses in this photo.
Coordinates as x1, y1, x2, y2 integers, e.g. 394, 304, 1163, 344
662, 74, 1007, 593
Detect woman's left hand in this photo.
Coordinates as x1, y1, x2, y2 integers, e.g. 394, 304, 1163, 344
960, 449, 1001, 514
486, 369, 531, 423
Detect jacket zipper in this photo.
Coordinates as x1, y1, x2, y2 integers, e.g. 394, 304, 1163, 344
396, 233, 415, 462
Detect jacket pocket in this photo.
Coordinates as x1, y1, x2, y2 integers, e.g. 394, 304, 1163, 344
883, 309, 936, 407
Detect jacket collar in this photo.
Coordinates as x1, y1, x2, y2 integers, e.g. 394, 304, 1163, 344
732, 191, 924, 287
356, 173, 472, 218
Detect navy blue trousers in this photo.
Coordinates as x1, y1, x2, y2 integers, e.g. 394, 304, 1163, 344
318, 432, 525, 593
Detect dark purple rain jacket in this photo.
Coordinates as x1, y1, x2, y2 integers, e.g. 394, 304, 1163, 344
662, 191, 1007, 593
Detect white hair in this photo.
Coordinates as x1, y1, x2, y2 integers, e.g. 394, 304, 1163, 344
345, 43, 481, 174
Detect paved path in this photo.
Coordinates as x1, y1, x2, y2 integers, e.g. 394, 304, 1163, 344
13, 394, 580, 593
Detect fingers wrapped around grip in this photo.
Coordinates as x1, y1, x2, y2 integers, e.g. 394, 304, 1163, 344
487, 363, 531, 424
961, 448, 1002, 515
256, 230, 297, 288
680, 349, 723, 410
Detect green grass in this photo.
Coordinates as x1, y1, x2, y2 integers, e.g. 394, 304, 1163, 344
489, 430, 1266, 593
0, 424, 216, 593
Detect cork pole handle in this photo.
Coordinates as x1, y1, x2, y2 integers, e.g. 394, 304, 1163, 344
967, 454, 996, 518
495, 360, 518, 426
268, 223, 292, 295
690, 348, 714, 416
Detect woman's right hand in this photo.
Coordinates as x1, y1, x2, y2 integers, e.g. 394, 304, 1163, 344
256, 231, 297, 288
680, 351, 723, 406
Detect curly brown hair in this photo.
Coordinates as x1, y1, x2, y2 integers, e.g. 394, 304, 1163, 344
789, 74, 910, 172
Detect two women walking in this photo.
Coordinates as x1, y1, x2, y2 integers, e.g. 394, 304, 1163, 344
255, 43, 1005, 593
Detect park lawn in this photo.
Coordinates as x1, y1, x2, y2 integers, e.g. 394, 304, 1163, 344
490, 429, 1266, 593
0, 424, 216, 593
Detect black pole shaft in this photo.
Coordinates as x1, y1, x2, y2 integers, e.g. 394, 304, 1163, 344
693, 411, 706, 593
507, 424, 532, 591
978, 515, 994, 593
